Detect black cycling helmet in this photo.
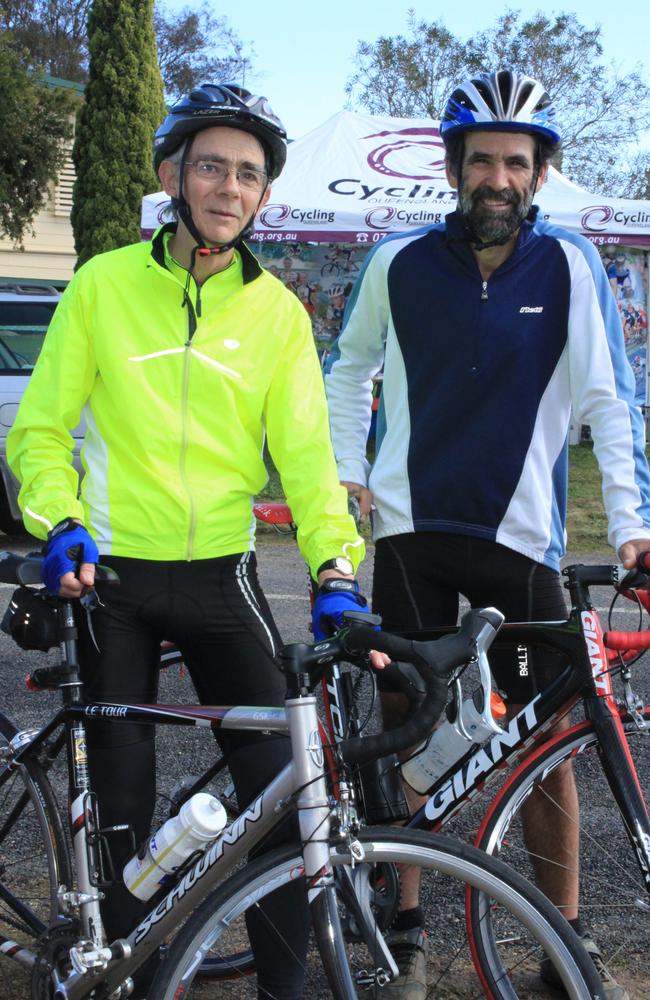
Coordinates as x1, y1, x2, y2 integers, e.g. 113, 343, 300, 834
441, 70, 562, 149
153, 84, 287, 266
153, 83, 287, 179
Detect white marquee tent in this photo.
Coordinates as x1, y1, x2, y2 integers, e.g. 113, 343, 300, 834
142, 110, 650, 250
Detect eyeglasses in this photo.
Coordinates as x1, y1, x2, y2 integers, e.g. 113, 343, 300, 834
184, 159, 268, 192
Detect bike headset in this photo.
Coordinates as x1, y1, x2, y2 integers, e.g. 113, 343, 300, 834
153, 83, 288, 272
440, 69, 562, 250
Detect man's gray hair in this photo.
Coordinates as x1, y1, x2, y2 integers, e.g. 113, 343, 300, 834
157, 140, 188, 222
162, 139, 187, 170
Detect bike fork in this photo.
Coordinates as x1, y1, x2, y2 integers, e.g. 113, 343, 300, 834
590, 696, 650, 900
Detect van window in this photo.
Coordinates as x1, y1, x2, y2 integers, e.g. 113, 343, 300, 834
0, 301, 59, 372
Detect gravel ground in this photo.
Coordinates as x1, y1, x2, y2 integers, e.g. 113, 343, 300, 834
1, 534, 649, 998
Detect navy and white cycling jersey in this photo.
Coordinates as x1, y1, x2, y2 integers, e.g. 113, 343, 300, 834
325, 208, 650, 571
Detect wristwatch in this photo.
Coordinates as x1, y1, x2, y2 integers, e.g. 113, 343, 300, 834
317, 578, 358, 594
317, 556, 354, 576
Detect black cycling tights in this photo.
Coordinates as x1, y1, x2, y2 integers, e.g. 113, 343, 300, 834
78, 552, 307, 999
373, 532, 569, 703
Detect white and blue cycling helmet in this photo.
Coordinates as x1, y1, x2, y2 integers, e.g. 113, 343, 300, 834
441, 70, 562, 148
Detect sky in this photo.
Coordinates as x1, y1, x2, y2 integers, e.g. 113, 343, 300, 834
166, 0, 650, 141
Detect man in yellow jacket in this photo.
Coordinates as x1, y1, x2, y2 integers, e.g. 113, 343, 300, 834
8, 84, 370, 999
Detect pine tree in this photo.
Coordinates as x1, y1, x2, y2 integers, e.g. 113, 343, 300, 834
71, 0, 165, 266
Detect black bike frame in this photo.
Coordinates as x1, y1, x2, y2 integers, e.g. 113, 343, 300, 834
401, 564, 650, 896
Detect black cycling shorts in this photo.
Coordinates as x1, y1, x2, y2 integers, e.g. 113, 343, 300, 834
76, 551, 308, 986
372, 532, 569, 703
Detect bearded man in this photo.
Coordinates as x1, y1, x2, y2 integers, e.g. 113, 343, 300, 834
324, 69, 650, 1000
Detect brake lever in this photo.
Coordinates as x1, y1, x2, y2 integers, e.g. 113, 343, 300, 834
613, 566, 649, 592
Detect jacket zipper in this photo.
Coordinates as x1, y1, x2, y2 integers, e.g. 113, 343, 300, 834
471, 278, 489, 374
181, 294, 198, 559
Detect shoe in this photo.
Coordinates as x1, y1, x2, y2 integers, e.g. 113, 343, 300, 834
376, 927, 428, 999
540, 932, 629, 1000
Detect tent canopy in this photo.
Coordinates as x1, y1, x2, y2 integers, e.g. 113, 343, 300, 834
141, 110, 650, 247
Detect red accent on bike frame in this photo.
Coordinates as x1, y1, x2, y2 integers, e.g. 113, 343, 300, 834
568, 612, 640, 831
71, 812, 86, 836
124, 704, 231, 724
578, 614, 644, 805
580, 609, 614, 699
318, 719, 340, 799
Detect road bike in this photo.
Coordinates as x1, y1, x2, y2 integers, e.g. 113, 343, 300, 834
252, 503, 650, 997
0, 551, 603, 1000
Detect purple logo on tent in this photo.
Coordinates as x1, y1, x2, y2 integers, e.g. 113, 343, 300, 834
363, 127, 446, 180
366, 207, 396, 230
156, 200, 175, 224
581, 205, 614, 232
259, 204, 291, 228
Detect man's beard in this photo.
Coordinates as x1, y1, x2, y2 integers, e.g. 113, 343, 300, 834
459, 183, 534, 245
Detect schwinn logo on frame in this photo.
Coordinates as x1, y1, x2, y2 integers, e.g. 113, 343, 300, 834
133, 798, 263, 945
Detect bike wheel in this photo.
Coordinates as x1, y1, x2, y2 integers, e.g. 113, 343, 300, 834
149, 827, 601, 999
470, 710, 650, 999
0, 712, 72, 994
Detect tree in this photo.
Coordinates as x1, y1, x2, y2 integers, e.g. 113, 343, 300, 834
1, 1, 254, 96
0, 0, 90, 81
154, 2, 253, 100
465, 11, 650, 194
346, 15, 469, 120
0, 34, 73, 245
619, 153, 650, 201
346, 9, 650, 197
71, 0, 166, 266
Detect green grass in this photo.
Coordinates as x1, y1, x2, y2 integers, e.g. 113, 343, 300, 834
258, 441, 644, 555
566, 441, 609, 554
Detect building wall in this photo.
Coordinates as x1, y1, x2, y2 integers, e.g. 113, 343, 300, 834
0, 142, 76, 285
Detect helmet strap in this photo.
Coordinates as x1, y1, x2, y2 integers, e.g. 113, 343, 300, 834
173, 138, 268, 271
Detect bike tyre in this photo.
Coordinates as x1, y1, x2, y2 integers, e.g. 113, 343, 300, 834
0, 711, 72, 984
469, 709, 650, 999
149, 827, 602, 1000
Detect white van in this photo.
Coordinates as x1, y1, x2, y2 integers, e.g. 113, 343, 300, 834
0, 283, 66, 533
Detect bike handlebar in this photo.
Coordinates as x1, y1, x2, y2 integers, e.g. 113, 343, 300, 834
0, 552, 119, 587
279, 607, 503, 767
341, 609, 502, 764
603, 630, 650, 652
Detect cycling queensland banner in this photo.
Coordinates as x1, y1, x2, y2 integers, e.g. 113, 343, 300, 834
251, 111, 454, 245
142, 110, 650, 247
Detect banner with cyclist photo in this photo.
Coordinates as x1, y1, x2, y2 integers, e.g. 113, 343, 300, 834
599, 247, 649, 405
253, 240, 374, 353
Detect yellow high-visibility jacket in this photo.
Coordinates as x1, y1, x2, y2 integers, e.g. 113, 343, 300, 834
8, 226, 363, 577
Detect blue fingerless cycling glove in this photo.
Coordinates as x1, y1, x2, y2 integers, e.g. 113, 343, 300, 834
43, 519, 99, 595
311, 579, 371, 640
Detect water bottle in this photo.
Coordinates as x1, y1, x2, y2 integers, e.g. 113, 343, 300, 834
401, 688, 507, 794
123, 793, 227, 900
